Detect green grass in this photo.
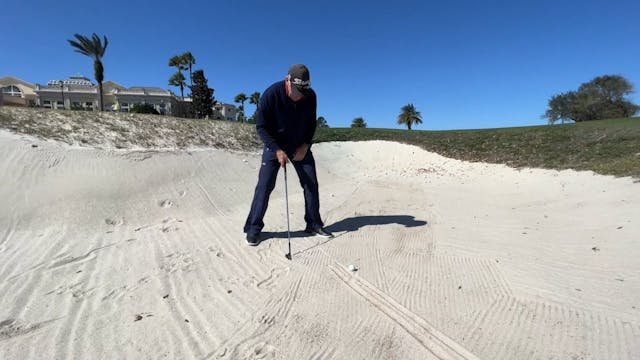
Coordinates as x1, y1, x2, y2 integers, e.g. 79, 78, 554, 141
314, 118, 640, 178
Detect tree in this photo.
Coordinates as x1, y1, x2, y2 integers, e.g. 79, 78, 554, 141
181, 52, 196, 86
577, 75, 639, 120
169, 54, 187, 72
317, 116, 329, 128
172, 101, 194, 119
543, 75, 639, 123
249, 91, 260, 111
189, 70, 214, 119
131, 103, 160, 115
168, 54, 188, 98
68, 33, 108, 111
351, 117, 367, 128
397, 103, 423, 130
234, 93, 248, 122
168, 72, 187, 100
248, 92, 261, 124
543, 92, 574, 124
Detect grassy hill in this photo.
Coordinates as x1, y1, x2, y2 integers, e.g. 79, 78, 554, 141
1, 107, 639, 178
316, 118, 640, 178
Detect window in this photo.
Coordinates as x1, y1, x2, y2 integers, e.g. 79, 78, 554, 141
1, 85, 23, 97
43, 100, 52, 109
56, 101, 64, 109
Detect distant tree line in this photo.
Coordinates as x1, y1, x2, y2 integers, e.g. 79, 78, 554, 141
66, 33, 427, 128
543, 75, 639, 124
64, 34, 637, 129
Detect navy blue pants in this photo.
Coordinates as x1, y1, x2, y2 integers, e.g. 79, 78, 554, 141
244, 148, 324, 236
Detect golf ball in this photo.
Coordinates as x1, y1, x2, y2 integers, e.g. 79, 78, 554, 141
348, 264, 357, 272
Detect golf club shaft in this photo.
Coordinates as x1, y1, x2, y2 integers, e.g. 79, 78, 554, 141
284, 164, 291, 257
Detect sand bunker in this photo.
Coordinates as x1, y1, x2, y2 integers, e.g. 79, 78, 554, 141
0, 132, 638, 359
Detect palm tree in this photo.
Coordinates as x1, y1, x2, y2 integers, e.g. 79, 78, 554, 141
351, 117, 367, 128
168, 54, 188, 99
234, 93, 247, 122
181, 52, 196, 86
169, 55, 187, 72
68, 33, 109, 111
249, 91, 261, 112
248, 92, 261, 123
397, 103, 423, 130
169, 71, 187, 100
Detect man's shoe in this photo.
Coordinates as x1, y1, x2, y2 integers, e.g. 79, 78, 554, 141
246, 233, 261, 246
305, 227, 334, 238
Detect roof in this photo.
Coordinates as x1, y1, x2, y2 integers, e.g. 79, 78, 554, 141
114, 87, 171, 96
103, 81, 126, 91
0, 76, 36, 88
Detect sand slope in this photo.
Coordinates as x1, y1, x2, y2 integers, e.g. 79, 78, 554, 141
1, 132, 638, 359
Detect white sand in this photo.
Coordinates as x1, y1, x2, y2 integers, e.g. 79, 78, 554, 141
1, 132, 638, 359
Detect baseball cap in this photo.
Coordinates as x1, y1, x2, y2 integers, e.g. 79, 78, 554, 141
288, 64, 311, 98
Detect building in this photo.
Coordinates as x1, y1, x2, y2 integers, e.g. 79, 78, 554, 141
0, 76, 37, 107
34, 76, 100, 110
214, 102, 237, 121
2, 75, 237, 119
33, 76, 174, 114
111, 87, 174, 115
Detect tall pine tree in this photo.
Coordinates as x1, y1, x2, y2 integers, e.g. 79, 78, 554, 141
189, 70, 214, 119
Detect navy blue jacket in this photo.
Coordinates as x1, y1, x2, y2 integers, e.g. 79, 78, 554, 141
256, 80, 317, 156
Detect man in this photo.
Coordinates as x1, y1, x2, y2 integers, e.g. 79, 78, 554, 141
244, 64, 333, 246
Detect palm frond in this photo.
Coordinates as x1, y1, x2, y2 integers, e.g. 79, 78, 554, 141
68, 33, 107, 60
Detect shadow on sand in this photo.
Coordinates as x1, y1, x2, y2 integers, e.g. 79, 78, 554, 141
325, 215, 427, 233
262, 215, 427, 256
263, 215, 427, 241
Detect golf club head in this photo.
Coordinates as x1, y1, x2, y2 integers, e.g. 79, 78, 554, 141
285, 253, 292, 260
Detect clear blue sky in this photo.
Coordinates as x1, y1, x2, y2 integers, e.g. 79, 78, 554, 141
3, 0, 639, 130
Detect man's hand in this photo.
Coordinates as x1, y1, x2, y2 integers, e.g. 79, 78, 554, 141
276, 149, 288, 167
292, 144, 309, 162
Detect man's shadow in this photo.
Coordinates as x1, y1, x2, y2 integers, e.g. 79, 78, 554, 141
325, 215, 427, 233
262, 215, 427, 241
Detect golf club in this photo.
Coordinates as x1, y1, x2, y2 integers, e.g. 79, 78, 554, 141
284, 164, 292, 260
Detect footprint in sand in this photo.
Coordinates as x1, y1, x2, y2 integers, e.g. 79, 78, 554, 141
161, 252, 196, 273
105, 217, 125, 226
161, 226, 179, 233
134, 313, 153, 322
159, 199, 174, 208
247, 342, 277, 359
160, 217, 182, 232
208, 246, 224, 258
